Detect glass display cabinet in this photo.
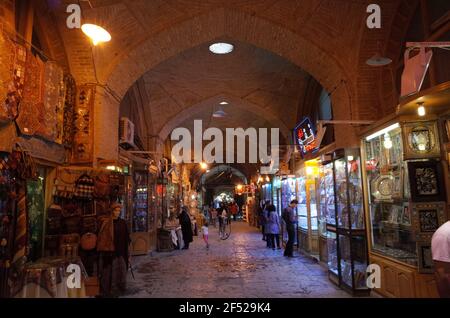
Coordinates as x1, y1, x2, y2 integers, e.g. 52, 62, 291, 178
133, 171, 149, 233
318, 159, 335, 263
130, 169, 152, 255
272, 176, 281, 223
362, 118, 447, 297
281, 177, 298, 246
296, 170, 319, 257
327, 149, 369, 294
262, 183, 272, 204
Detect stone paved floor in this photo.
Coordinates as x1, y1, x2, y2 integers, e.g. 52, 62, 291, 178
123, 221, 352, 298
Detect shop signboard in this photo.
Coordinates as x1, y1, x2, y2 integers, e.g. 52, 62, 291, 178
294, 117, 318, 156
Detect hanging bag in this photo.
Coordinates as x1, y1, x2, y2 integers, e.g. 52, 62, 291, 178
74, 174, 94, 199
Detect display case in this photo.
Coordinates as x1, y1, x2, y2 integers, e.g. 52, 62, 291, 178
318, 160, 335, 262
362, 118, 447, 297
132, 171, 149, 233
272, 176, 281, 216
281, 177, 298, 246
262, 183, 272, 204
361, 82, 449, 298
296, 168, 319, 256
327, 149, 369, 294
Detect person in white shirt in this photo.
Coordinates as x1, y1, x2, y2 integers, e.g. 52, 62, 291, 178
431, 221, 450, 298
201, 222, 209, 249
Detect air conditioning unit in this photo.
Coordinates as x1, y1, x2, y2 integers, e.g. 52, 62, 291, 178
119, 117, 135, 147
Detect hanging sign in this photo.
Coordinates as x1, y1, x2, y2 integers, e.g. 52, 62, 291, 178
293, 117, 318, 155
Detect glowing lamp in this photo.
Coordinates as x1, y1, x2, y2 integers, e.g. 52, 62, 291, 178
81, 24, 111, 46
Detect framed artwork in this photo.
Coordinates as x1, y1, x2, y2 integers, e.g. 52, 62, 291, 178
392, 170, 403, 199
388, 132, 402, 166
412, 202, 446, 239
417, 242, 434, 274
407, 160, 445, 202
445, 119, 450, 141
402, 121, 440, 160
401, 203, 411, 225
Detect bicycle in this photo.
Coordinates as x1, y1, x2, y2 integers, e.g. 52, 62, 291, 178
218, 216, 231, 240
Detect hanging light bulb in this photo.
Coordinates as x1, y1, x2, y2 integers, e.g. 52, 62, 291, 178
383, 133, 393, 149
81, 23, 111, 46
417, 102, 426, 117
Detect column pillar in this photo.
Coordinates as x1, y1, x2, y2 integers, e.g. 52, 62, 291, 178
92, 87, 119, 165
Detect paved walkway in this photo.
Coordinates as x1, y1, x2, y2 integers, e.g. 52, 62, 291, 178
124, 221, 351, 298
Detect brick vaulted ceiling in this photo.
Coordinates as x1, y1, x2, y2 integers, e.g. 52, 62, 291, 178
141, 40, 307, 140
44, 0, 414, 150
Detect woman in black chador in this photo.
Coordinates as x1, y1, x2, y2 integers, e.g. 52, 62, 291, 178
178, 206, 193, 249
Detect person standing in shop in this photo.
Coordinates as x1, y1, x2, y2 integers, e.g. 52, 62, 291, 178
266, 204, 281, 250
282, 200, 298, 258
97, 203, 130, 297
431, 220, 450, 297
178, 206, 193, 250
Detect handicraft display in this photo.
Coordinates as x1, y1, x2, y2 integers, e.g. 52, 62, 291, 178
0, 31, 26, 123
37, 61, 65, 142
16, 51, 44, 136
72, 85, 95, 164
407, 160, 445, 202
417, 241, 434, 274
411, 202, 446, 241
402, 121, 440, 160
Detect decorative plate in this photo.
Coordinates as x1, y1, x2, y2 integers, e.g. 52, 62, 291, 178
371, 174, 394, 200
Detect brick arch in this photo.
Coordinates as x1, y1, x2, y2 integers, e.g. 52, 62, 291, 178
93, 8, 361, 161
103, 8, 356, 124
158, 94, 291, 142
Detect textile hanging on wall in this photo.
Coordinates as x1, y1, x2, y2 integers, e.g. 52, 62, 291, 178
62, 74, 76, 146
36, 61, 65, 142
12, 183, 27, 266
16, 52, 44, 136
0, 31, 26, 123
72, 85, 95, 164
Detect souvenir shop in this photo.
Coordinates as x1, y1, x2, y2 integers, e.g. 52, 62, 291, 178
289, 116, 370, 295
360, 82, 450, 298
317, 149, 369, 295
126, 159, 161, 256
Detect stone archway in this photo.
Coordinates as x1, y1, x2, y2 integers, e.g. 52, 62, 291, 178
94, 8, 356, 162
158, 94, 291, 142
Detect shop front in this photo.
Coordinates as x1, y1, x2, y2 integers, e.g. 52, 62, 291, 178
316, 149, 369, 295
295, 160, 320, 260
128, 165, 159, 255
361, 84, 450, 297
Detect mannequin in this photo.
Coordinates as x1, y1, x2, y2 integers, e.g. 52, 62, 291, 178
98, 203, 130, 297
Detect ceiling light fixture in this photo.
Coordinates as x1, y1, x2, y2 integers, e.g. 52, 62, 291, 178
220, 101, 229, 105
383, 133, 393, 149
417, 102, 426, 116
209, 42, 234, 54
366, 41, 392, 66
366, 123, 400, 141
366, 53, 392, 66
81, 23, 111, 46
212, 107, 227, 118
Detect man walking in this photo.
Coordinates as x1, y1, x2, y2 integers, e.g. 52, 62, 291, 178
282, 200, 298, 258
431, 220, 450, 297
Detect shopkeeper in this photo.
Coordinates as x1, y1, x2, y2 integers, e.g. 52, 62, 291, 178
97, 203, 130, 297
